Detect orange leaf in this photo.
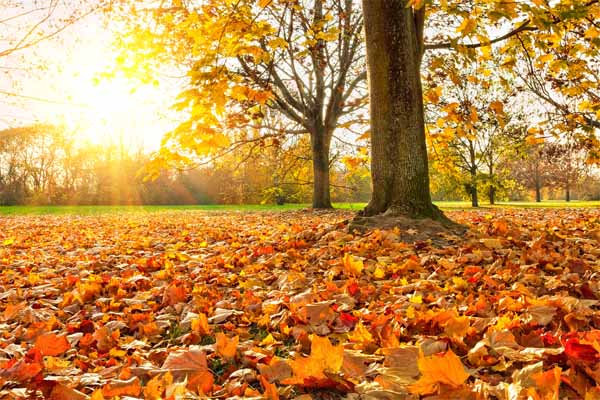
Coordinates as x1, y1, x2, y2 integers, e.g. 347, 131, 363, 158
409, 349, 470, 395
102, 377, 142, 398
163, 283, 188, 305
282, 335, 344, 385
47, 382, 88, 400
191, 313, 211, 335
35, 333, 70, 356
529, 367, 561, 400
260, 375, 280, 400
144, 372, 173, 400
216, 332, 239, 360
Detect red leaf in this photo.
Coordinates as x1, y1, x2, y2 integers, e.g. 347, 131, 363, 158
564, 338, 599, 363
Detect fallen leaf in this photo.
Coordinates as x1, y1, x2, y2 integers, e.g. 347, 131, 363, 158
409, 350, 470, 395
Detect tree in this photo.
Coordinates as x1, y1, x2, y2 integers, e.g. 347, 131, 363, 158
118, 0, 367, 209
545, 139, 590, 202
426, 56, 512, 207
355, 0, 599, 223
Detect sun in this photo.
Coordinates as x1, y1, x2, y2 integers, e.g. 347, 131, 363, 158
58, 73, 169, 150
21, 19, 174, 151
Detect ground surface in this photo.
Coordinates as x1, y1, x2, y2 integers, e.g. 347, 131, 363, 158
0, 208, 599, 399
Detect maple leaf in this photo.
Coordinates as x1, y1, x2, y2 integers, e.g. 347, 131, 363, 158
282, 335, 344, 386
102, 377, 142, 398
162, 347, 214, 394
409, 350, 470, 395
34, 333, 70, 356
216, 332, 239, 360
163, 282, 188, 305
343, 253, 364, 277
143, 372, 173, 400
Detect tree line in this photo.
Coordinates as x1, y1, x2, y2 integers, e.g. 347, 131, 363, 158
0, 124, 372, 205
0, 122, 596, 206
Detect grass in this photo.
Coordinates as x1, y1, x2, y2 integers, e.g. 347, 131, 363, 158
0, 200, 597, 215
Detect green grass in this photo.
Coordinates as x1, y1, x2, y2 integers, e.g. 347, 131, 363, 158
0, 200, 597, 215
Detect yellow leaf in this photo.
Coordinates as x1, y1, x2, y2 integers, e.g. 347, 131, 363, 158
90, 390, 105, 400
409, 294, 423, 304
373, 265, 386, 279
409, 350, 470, 395
456, 18, 477, 35
349, 322, 374, 345
424, 86, 442, 104
481, 238, 502, 249
260, 333, 276, 346
585, 26, 600, 39
343, 253, 364, 277
258, 0, 272, 8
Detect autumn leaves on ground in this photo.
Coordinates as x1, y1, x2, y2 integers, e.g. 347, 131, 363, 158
0, 209, 599, 399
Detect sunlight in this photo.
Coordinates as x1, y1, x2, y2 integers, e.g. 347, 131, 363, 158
14, 19, 173, 151
65, 76, 158, 148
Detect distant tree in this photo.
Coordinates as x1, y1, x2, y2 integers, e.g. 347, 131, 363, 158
426, 55, 513, 207
544, 139, 590, 202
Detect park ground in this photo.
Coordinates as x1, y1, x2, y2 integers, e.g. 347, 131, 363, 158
0, 205, 599, 399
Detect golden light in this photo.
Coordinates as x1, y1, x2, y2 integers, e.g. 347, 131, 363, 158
17, 19, 173, 151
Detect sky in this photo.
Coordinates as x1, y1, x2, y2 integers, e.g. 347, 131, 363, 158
0, 1, 176, 151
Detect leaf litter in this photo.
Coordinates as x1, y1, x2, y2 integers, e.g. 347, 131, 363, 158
0, 208, 598, 399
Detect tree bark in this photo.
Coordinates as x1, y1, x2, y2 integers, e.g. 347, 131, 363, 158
470, 169, 478, 207
310, 129, 332, 209
359, 0, 444, 220
534, 162, 542, 202
488, 162, 495, 205
471, 185, 479, 207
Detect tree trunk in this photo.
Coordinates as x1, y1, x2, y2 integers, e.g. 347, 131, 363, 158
566, 180, 571, 202
310, 130, 332, 209
488, 162, 495, 205
471, 185, 479, 207
534, 163, 542, 202
359, 0, 444, 220
470, 169, 478, 207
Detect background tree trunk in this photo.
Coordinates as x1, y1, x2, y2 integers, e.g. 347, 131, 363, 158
471, 185, 479, 207
488, 186, 495, 205
359, 0, 444, 220
535, 163, 542, 202
310, 130, 332, 209
470, 169, 479, 207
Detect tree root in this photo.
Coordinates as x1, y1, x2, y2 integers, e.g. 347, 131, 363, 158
348, 207, 467, 246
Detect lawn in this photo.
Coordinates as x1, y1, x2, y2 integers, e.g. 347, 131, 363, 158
0, 200, 597, 215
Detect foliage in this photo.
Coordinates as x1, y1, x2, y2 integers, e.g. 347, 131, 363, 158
0, 208, 599, 398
